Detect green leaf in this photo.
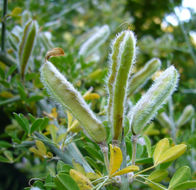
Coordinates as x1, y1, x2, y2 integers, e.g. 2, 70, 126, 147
3, 150, 14, 163
0, 141, 12, 148
26, 95, 43, 103
17, 83, 27, 100
40, 117, 49, 131
148, 182, 167, 190
148, 169, 168, 183
13, 113, 29, 134
144, 135, 152, 157
83, 144, 103, 161
135, 157, 153, 165
57, 160, 72, 173
6, 65, 17, 78
30, 118, 43, 134
85, 156, 100, 171
0, 155, 10, 163
170, 180, 196, 190
169, 166, 191, 189
44, 182, 56, 188
55, 173, 79, 190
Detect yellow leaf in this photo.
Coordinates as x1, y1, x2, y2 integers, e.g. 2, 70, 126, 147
111, 165, 139, 177
156, 144, 187, 165
11, 7, 22, 16
83, 93, 100, 101
35, 140, 47, 155
87, 69, 102, 80
47, 152, 53, 158
154, 138, 170, 165
0, 91, 14, 98
66, 111, 73, 128
68, 120, 81, 133
109, 144, 123, 176
47, 124, 58, 143
51, 108, 58, 119
44, 108, 58, 120
86, 172, 101, 180
56, 133, 66, 143
72, 160, 86, 175
29, 147, 43, 157
70, 169, 93, 190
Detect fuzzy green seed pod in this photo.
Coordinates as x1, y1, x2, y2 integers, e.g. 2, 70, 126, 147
110, 30, 136, 140
79, 25, 110, 57
128, 58, 161, 96
176, 105, 194, 128
157, 112, 173, 129
40, 61, 106, 143
18, 20, 37, 79
130, 66, 179, 135
107, 32, 126, 122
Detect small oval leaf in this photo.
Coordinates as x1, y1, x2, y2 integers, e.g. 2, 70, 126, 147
109, 144, 123, 176
153, 138, 170, 165
157, 144, 187, 165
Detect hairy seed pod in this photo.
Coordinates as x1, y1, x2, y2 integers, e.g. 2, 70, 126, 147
157, 112, 173, 129
130, 66, 179, 135
111, 30, 136, 140
176, 105, 194, 128
107, 32, 126, 122
128, 58, 161, 96
79, 25, 110, 57
40, 61, 106, 143
18, 20, 37, 78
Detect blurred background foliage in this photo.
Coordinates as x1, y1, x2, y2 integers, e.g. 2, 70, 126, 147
0, 0, 195, 189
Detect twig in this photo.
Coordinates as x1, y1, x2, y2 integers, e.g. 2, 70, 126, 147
120, 131, 129, 190
138, 175, 167, 190
131, 135, 138, 165
1, 0, 8, 52
168, 97, 176, 142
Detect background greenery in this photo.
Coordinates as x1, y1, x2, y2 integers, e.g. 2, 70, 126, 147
0, 0, 195, 189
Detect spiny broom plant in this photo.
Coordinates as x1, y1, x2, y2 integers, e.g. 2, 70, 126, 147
36, 29, 196, 190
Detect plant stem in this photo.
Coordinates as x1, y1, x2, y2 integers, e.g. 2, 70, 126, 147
168, 97, 176, 142
131, 135, 138, 165
138, 175, 167, 190
134, 165, 155, 177
120, 131, 129, 190
100, 144, 109, 173
1, 0, 8, 52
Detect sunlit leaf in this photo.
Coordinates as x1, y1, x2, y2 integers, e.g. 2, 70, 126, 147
169, 166, 191, 189
111, 165, 139, 177
157, 144, 187, 165
109, 144, 123, 176
69, 169, 93, 190
153, 138, 170, 165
